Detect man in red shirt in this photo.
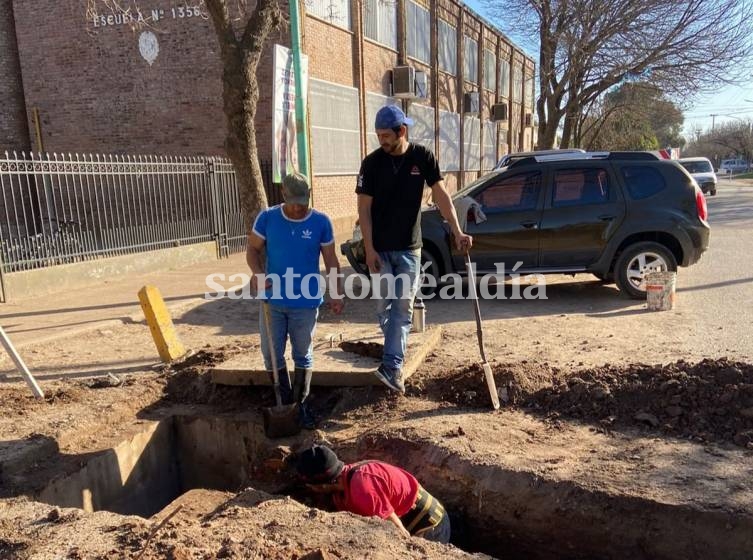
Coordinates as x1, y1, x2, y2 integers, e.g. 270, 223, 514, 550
294, 445, 451, 543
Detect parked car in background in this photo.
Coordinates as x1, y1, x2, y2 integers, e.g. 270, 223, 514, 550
678, 157, 717, 195
718, 158, 750, 175
494, 148, 586, 170
342, 151, 710, 299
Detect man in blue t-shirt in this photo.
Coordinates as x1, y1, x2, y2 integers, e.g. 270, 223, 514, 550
247, 173, 344, 428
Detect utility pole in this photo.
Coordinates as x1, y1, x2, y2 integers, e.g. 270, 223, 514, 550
289, 0, 310, 179
710, 114, 718, 132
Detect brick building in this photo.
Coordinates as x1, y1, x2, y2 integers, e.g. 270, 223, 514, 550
0, 1, 535, 233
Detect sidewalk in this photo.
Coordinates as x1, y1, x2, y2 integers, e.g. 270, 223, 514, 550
0, 253, 254, 348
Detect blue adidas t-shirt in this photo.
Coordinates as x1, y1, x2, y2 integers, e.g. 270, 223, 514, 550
252, 205, 335, 308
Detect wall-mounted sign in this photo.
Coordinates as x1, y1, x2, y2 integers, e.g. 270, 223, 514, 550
138, 31, 159, 65
91, 5, 205, 28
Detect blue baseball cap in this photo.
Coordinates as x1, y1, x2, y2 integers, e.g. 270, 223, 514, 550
375, 105, 414, 129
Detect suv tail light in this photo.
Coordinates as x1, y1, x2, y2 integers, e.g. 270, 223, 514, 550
695, 188, 708, 222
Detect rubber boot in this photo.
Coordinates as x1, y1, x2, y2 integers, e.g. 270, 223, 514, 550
267, 366, 294, 405
293, 367, 316, 429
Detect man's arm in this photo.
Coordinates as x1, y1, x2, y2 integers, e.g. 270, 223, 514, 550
321, 243, 344, 314
246, 232, 267, 293
430, 180, 473, 251
357, 193, 381, 272
387, 511, 411, 538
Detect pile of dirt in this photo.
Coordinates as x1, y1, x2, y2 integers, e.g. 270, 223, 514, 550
420, 358, 753, 449
161, 344, 258, 407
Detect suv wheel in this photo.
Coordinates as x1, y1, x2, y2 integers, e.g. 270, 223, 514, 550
615, 242, 677, 299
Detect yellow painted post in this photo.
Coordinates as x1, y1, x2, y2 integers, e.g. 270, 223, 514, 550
138, 285, 187, 362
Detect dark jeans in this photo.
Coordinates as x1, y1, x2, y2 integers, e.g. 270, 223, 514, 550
418, 511, 451, 544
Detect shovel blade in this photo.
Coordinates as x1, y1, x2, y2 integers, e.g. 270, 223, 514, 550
482, 362, 500, 410
263, 404, 301, 438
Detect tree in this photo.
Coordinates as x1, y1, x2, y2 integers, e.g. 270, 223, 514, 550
87, 0, 284, 230
685, 120, 753, 164
580, 83, 685, 151
484, 0, 753, 149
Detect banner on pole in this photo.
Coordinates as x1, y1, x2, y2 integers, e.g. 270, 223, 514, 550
272, 44, 308, 183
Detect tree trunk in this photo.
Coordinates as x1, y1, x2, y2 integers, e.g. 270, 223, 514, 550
221, 50, 268, 233
206, 0, 281, 233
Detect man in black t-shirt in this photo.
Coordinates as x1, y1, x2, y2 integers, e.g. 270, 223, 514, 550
356, 105, 472, 393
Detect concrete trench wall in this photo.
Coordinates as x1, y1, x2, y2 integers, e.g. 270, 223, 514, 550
358, 437, 753, 560
36, 420, 180, 517
34, 415, 272, 518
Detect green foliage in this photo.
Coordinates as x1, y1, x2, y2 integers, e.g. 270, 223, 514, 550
582, 83, 684, 151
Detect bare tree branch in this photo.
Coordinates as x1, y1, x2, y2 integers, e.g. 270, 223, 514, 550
484, 0, 753, 148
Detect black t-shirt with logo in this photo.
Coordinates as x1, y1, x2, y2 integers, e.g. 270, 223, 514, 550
355, 143, 442, 252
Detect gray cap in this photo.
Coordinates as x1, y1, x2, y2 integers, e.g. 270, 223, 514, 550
281, 173, 311, 206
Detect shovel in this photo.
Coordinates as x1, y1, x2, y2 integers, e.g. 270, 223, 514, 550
261, 302, 301, 438
465, 252, 500, 410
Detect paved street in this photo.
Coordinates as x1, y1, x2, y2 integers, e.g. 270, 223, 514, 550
681, 179, 753, 358
427, 178, 753, 366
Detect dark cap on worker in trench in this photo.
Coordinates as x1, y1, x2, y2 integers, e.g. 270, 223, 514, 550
281, 172, 311, 206
295, 445, 345, 483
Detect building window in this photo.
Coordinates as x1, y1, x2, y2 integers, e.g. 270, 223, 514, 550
483, 49, 496, 91
305, 0, 351, 29
463, 115, 480, 171
525, 74, 535, 110
310, 79, 361, 174
364, 0, 397, 49
499, 59, 510, 97
408, 104, 436, 154
438, 19, 457, 75
439, 110, 460, 172
407, 1, 430, 64
464, 36, 478, 84
512, 64, 522, 103
482, 120, 497, 171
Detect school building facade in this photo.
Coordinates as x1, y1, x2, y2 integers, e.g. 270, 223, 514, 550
0, 0, 536, 231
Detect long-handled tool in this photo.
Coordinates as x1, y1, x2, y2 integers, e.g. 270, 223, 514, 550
465, 252, 500, 410
261, 302, 301, 438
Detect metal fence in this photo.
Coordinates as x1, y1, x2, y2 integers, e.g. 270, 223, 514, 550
0, 151, 278, 299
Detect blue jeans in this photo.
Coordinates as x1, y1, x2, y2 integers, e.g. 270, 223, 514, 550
259, 304, 319, 370
373, 249, 421, 371
419, 511, 451, 544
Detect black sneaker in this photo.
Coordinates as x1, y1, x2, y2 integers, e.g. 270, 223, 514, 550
374, 365, 405, 393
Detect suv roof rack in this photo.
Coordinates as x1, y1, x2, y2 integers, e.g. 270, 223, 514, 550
508, 151, 661, 168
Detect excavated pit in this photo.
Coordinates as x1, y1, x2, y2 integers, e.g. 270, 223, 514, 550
30, 415, 753, 560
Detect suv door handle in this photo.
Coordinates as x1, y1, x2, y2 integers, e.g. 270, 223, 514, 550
520, 221, 538, 229
598, 215, 615, 221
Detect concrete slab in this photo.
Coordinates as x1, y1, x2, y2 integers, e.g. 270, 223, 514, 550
211, 325, 442, 386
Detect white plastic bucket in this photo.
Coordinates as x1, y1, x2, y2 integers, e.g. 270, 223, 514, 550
412, 298, 426, 332
645, 271, 676, 311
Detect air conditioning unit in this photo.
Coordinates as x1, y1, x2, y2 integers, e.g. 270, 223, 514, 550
491, 103, 508, 122
524, 113, 533, 126
392, 66, 415, 98
463, 92, 479, 114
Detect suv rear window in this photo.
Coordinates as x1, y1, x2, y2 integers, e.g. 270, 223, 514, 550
621, 166, 666, 199
680, 161, 712, 173
552, 168, 609, 207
